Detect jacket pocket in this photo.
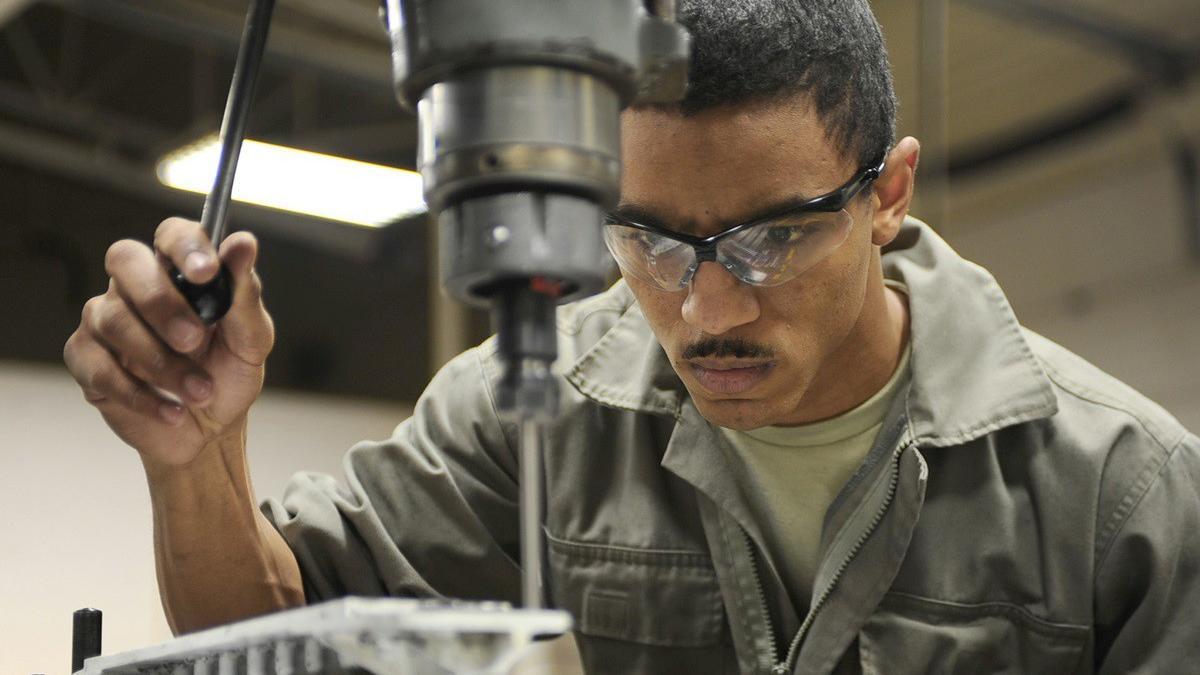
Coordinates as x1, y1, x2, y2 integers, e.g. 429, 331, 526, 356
858, 592, 1089, 675
546, 532, 727, 647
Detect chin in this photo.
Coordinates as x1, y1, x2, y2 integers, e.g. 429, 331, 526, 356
691, 395, 778, 431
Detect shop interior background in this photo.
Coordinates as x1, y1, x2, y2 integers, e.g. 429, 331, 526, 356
1, 0, 1197, 672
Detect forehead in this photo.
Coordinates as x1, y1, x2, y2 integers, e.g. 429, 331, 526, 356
619, 99, 852, 228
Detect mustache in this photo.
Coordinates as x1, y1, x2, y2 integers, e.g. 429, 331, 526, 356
682, 338, 774, 361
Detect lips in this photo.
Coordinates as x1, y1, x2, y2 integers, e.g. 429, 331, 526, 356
687, 361, 773, 396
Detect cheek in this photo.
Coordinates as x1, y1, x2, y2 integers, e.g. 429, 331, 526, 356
765, 237, 873, 356
624, 279, 686, 346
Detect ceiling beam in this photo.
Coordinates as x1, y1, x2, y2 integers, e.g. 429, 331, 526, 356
50, 0, 392, 92
0, 118, 385, 260
0, 79, 173, 152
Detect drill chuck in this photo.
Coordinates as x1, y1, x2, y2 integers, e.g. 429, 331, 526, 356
382, 0, 689, 416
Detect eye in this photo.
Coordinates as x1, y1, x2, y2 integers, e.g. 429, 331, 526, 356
645, 233, 685, 256
615, 227, 674, 255
765, 225, 811, 245
621, 229, 652, 247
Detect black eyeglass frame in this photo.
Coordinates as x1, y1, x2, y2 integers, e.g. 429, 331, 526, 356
603, 155, 888, 269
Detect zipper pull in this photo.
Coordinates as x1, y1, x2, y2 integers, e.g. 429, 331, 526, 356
772, 664, 790, 674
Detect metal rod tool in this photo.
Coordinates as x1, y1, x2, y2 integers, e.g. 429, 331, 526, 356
519, 418, 544, 610
171, 0, 276, 325
71, 608, 102, 673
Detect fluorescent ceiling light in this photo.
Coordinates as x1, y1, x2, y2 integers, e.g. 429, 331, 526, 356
157, 136, 426, 228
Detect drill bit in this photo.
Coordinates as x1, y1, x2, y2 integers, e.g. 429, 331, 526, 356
519, 417, 544, 610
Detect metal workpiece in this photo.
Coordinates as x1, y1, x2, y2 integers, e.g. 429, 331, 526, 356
77, 598, 572, 675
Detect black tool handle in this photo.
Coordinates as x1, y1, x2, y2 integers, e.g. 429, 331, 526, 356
172, 0, 275, 325
172, 264, 235, 325
71, 608, 102, 673
172, 265, 234, 326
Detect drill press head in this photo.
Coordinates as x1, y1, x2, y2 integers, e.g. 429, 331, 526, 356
383, 0, 689, 419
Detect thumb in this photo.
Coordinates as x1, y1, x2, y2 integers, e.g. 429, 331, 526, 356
215, 231, 274, 365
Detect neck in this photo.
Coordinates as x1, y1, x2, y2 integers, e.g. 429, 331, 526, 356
780, 256, 909, 425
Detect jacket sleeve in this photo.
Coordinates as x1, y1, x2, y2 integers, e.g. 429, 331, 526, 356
1094, 431, 1200, 672
261, 341, 524, 604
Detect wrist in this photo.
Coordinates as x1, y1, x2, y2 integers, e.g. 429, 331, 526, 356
142, 415, 249, 489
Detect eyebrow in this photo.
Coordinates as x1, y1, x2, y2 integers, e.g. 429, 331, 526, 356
614, 192, 825, 235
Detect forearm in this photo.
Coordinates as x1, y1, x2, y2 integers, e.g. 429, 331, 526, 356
144, 420, 304, 634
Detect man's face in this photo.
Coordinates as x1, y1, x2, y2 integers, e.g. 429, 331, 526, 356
618, 99, 881, 430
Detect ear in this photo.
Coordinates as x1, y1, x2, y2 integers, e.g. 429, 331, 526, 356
870, 136, 920, 247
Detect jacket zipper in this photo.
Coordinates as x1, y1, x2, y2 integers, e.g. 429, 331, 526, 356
744, 447, 905, 674
740, 528, 781, 672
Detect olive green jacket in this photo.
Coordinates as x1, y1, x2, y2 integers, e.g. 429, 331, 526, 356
265, 218, 1200, 674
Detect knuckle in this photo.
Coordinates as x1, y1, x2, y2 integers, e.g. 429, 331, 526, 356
156, 217, 201, 251
155, 216, 185, 238
263, 313, 277, 349
63, 330, 83, 362
104, 239, 142, 274
140, 284, 181, 319
63, 337, 101, 397
154, 217, 176, 236
62, 334, 79, 371
80, 296, 101, 326
87, 364, 113, 397
247, 271, 264, 297
95, 302, 132, 340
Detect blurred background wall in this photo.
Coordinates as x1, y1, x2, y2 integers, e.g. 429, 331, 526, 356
0, 363, 409, 674
876, 1, 1200, 432
1, 1, 1197, 673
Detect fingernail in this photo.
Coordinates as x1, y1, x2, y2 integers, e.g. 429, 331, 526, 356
184, 251, 211, 277
184, 374, 211, 402
169, 318, 202, 351
159, 403, 185, 425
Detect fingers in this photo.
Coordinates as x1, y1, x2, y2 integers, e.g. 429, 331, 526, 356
154, 216, 220, 284
105, 239, 207, 354
64, 219, 274, 454
64, 328, 187, 426
81, 290, 214, 406
105, 223, 273, 366
215, 231, 275, 365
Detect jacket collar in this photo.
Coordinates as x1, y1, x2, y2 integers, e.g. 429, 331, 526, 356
882, 218, 1058, 446
565, 217, 1058, 447
563, 284, 685, 418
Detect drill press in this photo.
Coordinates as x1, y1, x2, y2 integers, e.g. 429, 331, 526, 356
381, 0, 689, 609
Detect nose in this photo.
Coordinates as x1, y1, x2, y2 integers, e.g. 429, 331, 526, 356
680, 261, 760, 335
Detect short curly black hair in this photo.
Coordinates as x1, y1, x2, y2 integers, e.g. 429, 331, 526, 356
650, 0, 897, 169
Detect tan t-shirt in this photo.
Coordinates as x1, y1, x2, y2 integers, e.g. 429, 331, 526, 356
720, 330, 910, 611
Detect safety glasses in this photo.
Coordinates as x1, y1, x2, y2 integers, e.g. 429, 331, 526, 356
603, 156, 886, 291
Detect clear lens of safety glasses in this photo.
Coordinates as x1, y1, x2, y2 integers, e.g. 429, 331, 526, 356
603, 224, 698, 290
602, 208, 853, 291
715, 209, 853, 287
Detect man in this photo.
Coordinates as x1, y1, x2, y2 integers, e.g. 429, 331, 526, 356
63, 1, 1199, 673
